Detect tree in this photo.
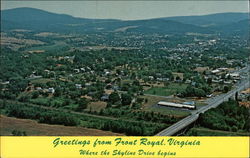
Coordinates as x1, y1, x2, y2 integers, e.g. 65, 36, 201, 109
32, 91, 39, 99
116, 69, 121, 75
109, 92, 120, 104
223, 86, 229, 93
207, 78, 212, 85
12, 130, 27, 136
195, 88, 206, 98
164, 81, 170, 87
76, 98, 89, 111
18, 95, 30, 102
133, 80, 140, 86
63, 99, 70, 106
121, 93, 132, 106
121, 83, 130, 91
235, 92, 238, 101
176, 76, 181, 81
231, 125, 238, 132
54, 88, 62, 97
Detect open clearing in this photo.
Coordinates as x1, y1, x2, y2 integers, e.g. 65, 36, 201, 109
144, 83, 188, 96
139, 95, 190, 117
0, 115, 123, 136
25, 41, 68, 52
87, 101, 107, 112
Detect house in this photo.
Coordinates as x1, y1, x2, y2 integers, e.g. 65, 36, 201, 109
86, 66, 91, 71
85, 83, 91, 87
218, 68, 228, 71
36, 87, 42, 91
75, 84, 82, 89
229, 73, 240, 80
101, 94, 109, 101
238, 88, 250, 101
148, 76, 154, 80
74, 69, 80, 73
185, 80, 191, 84
206, 94, 213, 98
1, 81, 10, 85
88, 91, 96, 96
112, 85, 120, 91
48, 88, 55, 93
211, 69, 220, 74
105, 71, 110, 76
29, 74, 42, 79
80, 68, 85, 72
224, 81, 232, 84
157, 78, 169, 81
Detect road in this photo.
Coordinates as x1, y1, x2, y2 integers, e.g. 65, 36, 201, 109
197, 79, 249, 114
156, 66, 249, 136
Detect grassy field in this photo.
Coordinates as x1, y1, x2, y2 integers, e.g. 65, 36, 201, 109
30, 97, 66, 107
144, 83, 187, 96
26, 41, 69, 52
30, 97, 50, 106
186, 127, 250, 136
0, 115, 123, 136
140, 95, 170, 107
87, 101, 107, 112
139, 95, 190, 117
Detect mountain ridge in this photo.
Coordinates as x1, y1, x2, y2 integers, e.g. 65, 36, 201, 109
1, 7, 249, 35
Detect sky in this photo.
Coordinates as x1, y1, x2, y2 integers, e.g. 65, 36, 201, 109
1, 1, 249, 20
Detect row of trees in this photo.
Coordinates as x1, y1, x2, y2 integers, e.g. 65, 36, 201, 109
179, 76, 212, 97
0, 101, 168, 136
99, 107, 180, 124
198, 100, 250, 132
108, 92, 133, 106
6, 104, 79, 126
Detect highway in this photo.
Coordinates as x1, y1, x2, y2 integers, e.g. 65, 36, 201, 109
155, 66, 249, 136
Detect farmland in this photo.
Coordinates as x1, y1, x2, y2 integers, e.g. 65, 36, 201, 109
0, 115, 123, 136
26, 41, 69, 52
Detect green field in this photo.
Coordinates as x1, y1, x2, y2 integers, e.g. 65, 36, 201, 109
139, 95, 191, 117
26, 41, 69, 52
30, 97, 50, 106
144, 83, 187, 96
30, 97, 70, 108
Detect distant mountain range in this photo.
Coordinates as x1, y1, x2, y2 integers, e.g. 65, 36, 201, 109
1, 7, 249, 35
161, 13, 249, 27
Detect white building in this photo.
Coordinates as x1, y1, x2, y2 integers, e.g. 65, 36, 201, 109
48, 88, 55, 93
